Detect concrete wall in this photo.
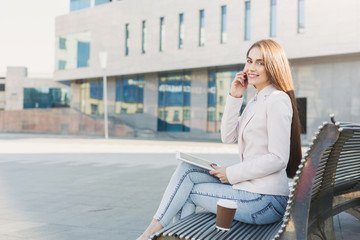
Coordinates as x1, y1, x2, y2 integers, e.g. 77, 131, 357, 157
190, 68, 208, 133
5, 67, 27, 110
0, 108, 134, 137
291, 53, 360, 143
70, 81, 82, 109
142, 73, 159, 131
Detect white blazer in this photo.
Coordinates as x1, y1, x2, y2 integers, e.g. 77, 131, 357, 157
221, 84, 292, 196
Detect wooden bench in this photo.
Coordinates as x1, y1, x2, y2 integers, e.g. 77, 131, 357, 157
151, 115, 360, 240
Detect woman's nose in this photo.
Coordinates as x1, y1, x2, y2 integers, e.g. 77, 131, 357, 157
248, 63, 256, 71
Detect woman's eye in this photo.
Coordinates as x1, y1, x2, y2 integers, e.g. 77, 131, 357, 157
257, 62, 264, 65
247, 60, 252, 63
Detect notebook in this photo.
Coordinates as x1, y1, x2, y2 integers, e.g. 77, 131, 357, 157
176, 151, 220, 171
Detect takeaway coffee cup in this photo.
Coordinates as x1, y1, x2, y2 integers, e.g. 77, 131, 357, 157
216, 199, 237, 231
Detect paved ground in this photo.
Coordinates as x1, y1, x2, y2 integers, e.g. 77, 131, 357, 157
0, 133, 358, 240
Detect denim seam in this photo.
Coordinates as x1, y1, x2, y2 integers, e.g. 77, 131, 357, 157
157, 168, 211, 222
251, 202, 282, 224
190, 191, 263, 203
274, 196, 288, 210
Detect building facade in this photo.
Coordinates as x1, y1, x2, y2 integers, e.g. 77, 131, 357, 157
55, 0, 360, 142
2, 67, 70, 111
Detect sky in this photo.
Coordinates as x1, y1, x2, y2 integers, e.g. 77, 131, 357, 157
0, 1, 69, 77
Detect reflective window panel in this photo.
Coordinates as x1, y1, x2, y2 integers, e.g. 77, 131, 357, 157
160, 17, 165, 51
298, 0, 305, 33
77, 41, 90, 67
158, 71, 191, 132
142, 20, 146, 54
179, 13, 184, 49
245, 1, 251, 40
95, 0, 111, 6
207, 68, 246, 133
23, 88, 70, 109
56, 31, 91, 70
199, 9, 205, 46
221, 6, 227, 43
115, 76, 144, 114
125, 24, 129, 56
70, 0, 91, 12
80, 80, 103, 115
270, 0, 277, 37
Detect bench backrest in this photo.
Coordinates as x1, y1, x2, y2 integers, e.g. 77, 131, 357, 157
280, 117, 360, 239
333, 122, 360, 194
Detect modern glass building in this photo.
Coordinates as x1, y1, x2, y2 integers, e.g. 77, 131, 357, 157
55, 0, 360, 141
3, 67, 70, 111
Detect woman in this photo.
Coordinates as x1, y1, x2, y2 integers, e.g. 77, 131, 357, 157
137, 39, 302, 240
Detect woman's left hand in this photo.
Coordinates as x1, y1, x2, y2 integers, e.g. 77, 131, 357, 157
209, 165, 229, 183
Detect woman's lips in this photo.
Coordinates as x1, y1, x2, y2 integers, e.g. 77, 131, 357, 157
248, 73, 259, 78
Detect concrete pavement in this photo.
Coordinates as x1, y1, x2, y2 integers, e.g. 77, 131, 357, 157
0, 133, 358, 239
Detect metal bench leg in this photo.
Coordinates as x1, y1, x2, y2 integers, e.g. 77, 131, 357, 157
309, 217, 336, 240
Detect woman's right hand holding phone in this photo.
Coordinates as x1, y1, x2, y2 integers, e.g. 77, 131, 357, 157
230, 71, 248, 98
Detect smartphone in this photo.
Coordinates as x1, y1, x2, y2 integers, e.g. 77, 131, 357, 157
242, 73, 248, 86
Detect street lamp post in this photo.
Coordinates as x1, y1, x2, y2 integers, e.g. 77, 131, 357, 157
99, 51, 109, 139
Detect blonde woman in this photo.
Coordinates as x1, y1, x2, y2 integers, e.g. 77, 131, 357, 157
137, 39, 302, 240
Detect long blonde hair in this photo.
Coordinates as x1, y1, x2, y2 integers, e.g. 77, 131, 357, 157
247, 39, 302, 178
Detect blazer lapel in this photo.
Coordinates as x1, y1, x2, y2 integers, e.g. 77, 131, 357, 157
238, 85, 277, 141
238, 96, 259, 138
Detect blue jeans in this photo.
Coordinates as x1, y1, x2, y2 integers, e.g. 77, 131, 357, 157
154, 162, 288, 227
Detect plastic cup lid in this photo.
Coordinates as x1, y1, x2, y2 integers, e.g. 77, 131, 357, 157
217, 199, 237, 209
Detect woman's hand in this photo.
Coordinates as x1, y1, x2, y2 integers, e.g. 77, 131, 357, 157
230, 71, 248, 98
209, 165, 229, 183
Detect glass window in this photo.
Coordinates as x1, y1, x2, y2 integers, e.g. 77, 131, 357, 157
142, 20, 146, 54
56, 31, 91, 70
80, 80, 103, 115
0, 84, 5, 91
59, 37, 66, 49
179, 13, 184, 49
77, 41, 90, 67
270, 0, 277, 37
173, 110, 180, 121
23, 88, 70, 109
115, 76, 144, 114
58, 60, 67, 70
199, 9, 205, 46
221, 6, 227, 43
95, 0, 111, 6
90, 81, 103, 99
245, 1, 251, 40
91, 104, 99, 115
298, 0, 305, 33
158, 71, 191, 132
125, 24, 129, 56
207, 68, 246, 133
160, 17, 165, 51
219, 95, 224, 105
70, 0, 91, 12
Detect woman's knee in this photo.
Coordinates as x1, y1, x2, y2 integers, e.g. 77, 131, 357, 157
175, 162, 197, 175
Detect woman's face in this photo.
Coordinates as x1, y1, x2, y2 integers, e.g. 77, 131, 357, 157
244, 47, 271, 92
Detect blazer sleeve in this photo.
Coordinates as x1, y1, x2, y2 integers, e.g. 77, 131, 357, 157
220, 94, 243, 144
226, 92, 293, 184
